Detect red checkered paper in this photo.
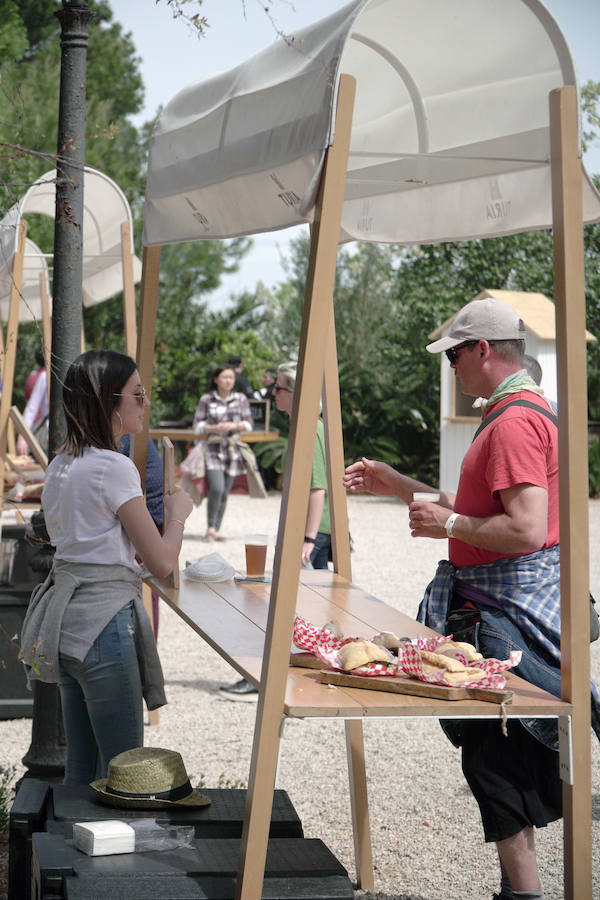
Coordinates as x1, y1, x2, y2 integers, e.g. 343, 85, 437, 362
292, 616, 521, 688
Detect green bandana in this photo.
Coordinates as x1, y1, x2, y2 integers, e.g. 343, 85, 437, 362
478, 370, 545, 414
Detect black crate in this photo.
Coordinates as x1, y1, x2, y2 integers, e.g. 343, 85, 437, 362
10, 781, 305, 900
47, 784, 303, 840
0, 586, 35, 718
8, 779, 52, 900
1, 525, 43, 588
31, 832, 353, 900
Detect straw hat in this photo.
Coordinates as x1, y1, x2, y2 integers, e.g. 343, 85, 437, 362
90, 747, 211, 809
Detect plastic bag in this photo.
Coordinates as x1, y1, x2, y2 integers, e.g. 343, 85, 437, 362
128, 818, 195, 852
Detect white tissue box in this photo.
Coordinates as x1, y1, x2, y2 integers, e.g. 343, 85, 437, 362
73, 820, 136, 856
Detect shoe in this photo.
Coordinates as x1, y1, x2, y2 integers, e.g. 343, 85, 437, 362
219, 678, 259, 701
213, 533, 226, 542
204, 529, 215, 542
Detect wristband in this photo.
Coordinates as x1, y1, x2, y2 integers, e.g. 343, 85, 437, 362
445, 512, 460, 537
304, 536, 316, 544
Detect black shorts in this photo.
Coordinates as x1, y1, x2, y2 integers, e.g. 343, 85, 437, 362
460, 718, 562, 843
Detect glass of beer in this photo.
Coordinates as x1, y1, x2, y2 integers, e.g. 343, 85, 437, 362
245, 534, 268, 577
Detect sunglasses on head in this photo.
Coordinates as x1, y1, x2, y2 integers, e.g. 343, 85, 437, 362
114, 385, 148, 406
445, 341, 479, 365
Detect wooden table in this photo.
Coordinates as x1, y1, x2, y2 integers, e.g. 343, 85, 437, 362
149, 428, 279, 444
146, 568, 571, 889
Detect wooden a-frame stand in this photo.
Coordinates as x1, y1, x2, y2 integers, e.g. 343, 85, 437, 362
134, 77, 593, 899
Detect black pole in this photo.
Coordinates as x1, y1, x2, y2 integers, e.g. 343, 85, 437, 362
49, 0, 94, 455
22, 0, 94, 779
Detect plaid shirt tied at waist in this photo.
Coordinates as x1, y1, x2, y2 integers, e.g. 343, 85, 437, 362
418, 546, 562, 659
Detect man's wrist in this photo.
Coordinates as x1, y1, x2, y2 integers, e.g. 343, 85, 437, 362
304, 535, 316, 543
445, 512, 461, 537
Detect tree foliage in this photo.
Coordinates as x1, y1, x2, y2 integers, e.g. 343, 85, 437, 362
259, 215, 600, 487
1, 0, 260, 417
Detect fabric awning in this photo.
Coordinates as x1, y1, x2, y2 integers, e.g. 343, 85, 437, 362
0, 166, 142, 308
143, 0, 600, 247
0, 234, 50, 323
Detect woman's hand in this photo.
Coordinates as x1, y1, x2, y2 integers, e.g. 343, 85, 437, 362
165, 488, 193, 523
343, 457, 400, 497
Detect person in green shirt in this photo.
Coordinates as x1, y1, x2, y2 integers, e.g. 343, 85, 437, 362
273, 362, 331, 569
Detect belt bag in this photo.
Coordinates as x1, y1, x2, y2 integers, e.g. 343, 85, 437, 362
474, 398, 598, 643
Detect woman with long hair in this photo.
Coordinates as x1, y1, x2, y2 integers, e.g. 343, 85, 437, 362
21, 350, 193, 784
192, 363, 253, 541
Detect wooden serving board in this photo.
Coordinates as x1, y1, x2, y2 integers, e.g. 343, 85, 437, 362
320, 668, 513, 705
289, 651, 325, 670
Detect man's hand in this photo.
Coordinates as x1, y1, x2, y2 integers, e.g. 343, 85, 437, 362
343, 458, 400, 497
408, 501, 451, 539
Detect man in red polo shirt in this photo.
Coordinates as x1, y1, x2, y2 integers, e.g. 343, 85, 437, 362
344, 297, 599, 900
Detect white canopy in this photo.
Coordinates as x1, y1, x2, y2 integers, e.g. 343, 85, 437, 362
0, 166, 142, 307
0, 236, 50, 323
143, 0, 600, 247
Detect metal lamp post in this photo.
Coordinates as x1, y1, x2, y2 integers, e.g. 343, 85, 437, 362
22, 0, 94, 778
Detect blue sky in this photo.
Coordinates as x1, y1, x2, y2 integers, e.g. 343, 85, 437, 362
116, 0, 600, 303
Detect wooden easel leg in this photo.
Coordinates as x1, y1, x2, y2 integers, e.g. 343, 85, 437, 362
235, 74, 356, 900
322, 312, 352, 579
133, 244, 162, 489
121, 221, 137, 359
345, 720, 374, 890
0, 220, 27, 515
142, 582, 159, 726
549, 86, 592, 899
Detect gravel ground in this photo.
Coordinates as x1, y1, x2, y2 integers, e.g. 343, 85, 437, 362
1, 493, 599, 900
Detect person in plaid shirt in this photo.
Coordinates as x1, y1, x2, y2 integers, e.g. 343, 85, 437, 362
344, 297, 599, 900
193, 364, 253, 541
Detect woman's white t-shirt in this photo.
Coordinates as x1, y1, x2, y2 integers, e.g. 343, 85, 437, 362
42, 447, 143, 570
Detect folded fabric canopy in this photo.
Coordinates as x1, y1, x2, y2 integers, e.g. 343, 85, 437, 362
143, 0, 600, 247
0, 166, 142, 309
0, 234, 50, 323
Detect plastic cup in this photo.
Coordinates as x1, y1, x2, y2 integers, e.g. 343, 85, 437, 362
245, 534, 268, 577
412, 492, 440, 503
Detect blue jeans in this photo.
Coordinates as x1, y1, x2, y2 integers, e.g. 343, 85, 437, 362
310, 532, 331, 569
206, 469, 234, 530
477, 608, 561, 749
58, 602, 143, 784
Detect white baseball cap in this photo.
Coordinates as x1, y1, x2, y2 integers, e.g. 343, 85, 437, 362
426, 298, 526, 354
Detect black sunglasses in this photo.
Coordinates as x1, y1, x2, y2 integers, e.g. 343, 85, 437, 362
273, 384, 292, 393
445, 341, 479, 365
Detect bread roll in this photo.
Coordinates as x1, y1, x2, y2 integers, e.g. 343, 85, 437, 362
436, 640, 483, 663
419, 649, 467, 673
338, 640, 391, 671
420, 662, 485, 684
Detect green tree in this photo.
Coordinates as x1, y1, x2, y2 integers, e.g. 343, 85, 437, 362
1, 0, 257, 417
0, 0, 28, 63
259, 213, 600, 486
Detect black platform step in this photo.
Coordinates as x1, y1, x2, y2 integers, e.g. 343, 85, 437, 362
10, 781, 304, 900
49, 784, 303, 838
31, 832, 354, 900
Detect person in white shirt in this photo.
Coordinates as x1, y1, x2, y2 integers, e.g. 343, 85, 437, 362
21, 350, 192, 784
17, 367, 49, 455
